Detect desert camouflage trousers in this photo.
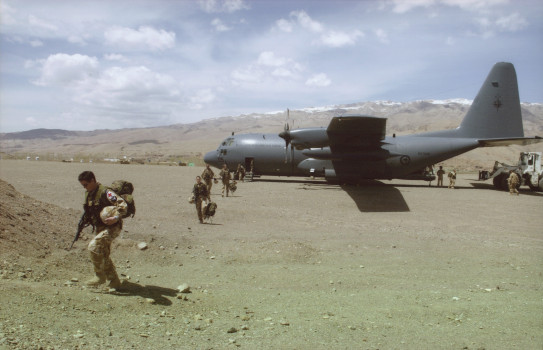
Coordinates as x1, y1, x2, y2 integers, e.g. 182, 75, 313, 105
195, 197, 207, 222
87, 224, 122, 282
509, 184, 519, 195
204, 179, 213, 193
221, 180, 229, 197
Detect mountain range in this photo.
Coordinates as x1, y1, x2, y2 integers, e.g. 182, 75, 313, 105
1, 100, 542, 171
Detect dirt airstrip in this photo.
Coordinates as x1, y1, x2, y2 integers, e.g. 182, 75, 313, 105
0, 159, 542, 349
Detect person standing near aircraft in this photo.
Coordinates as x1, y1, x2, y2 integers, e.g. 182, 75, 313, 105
448, 169, 457, 189
437, 166, 445, 187
219, 164, 231, 197
192, 176, 209, 223
78, 171, 127, 289
507, 170, 520, 195
201, 164, 215, 193
236, 163, 246, 181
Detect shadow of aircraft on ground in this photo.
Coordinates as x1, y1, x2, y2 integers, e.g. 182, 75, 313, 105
254, 178, 410, 212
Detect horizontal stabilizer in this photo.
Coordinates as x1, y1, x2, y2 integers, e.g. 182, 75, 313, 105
478, 136, 543, 147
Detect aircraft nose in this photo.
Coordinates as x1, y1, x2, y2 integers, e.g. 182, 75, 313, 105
204, 150, 218, 167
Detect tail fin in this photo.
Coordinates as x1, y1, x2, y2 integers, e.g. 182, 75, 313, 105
457, 62, 523, 138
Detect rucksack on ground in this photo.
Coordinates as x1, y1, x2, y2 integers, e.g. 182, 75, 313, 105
109, 180, 136, 218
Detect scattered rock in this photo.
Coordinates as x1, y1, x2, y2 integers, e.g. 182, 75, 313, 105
227, 327, 238, 333
137, 242, 148, 250
177, 283, 191, 293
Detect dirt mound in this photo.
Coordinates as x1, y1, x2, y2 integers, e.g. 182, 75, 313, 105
0, 179, 77, 258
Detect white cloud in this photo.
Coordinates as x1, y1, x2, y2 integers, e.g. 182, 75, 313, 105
198, 0, 248, 13
257, 51, 287, 67
34, 53, 99, 87
0, 2, 17, 26
190, 89, 216, 110
276, 18, 293, 32
441, 0, 508, 11
231, 51, 304, 85
496, 12, 528, 32
391, 0, 435, 14
305, 73, 331, 87
28, 14, 58, 33
272, 67, 295, 78
472, 12, 528, 38
230, 66, 263, 84
211, 18, 231, 32
104, 26, 176, 51
320, 30, 364, 47
390, 0, 510, 14
104, 53, 128, 62
291, 10, 323, 33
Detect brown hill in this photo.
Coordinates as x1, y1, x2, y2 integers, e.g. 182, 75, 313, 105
0, 179, 76, 258
1, 101, 542, 170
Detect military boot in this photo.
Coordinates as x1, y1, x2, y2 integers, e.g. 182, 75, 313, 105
107, 276, 122, 290
104, 262, 122, 290
85, 273, 106, 287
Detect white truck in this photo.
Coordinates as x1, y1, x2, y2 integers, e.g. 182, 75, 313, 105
489, 152, 543, 191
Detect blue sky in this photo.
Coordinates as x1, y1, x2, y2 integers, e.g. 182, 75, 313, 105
1, 0, 542, 132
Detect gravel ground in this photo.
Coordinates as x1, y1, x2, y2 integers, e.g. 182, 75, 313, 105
1, 159, 542, 349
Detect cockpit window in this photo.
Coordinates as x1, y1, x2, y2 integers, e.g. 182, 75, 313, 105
221, 137, 235, 147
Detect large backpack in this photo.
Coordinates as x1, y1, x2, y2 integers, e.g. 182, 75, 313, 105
109, 180, 136, 218
203, 202, 217, 220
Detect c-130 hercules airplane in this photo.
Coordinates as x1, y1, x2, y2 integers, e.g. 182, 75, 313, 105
204, 62, 542, 183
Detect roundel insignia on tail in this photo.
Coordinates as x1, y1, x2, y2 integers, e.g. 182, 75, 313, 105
400, 155, 410, 165
493, 95, 502, 111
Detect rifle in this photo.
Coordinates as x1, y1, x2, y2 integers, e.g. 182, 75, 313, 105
69, 211, 90, 250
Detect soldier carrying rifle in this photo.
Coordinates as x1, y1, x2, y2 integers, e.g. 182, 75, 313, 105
76, 171, 127, 290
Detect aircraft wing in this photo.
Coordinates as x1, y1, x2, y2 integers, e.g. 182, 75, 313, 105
326, 115, 387, 153
478, 136, 543, 147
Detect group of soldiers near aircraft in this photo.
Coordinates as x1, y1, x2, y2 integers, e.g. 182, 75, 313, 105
76, 161, 522, 291
192, 162, 246, 224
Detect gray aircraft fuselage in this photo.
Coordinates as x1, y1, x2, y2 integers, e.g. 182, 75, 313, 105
204, 62, 542, 183
204, 132, 478, 181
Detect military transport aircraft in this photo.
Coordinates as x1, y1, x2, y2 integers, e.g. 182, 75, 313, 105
204, 62, 542, 183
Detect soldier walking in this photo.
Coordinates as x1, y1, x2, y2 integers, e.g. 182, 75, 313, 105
201, 164, 215, 193
78, 171, 127, 290
219, 164, 231, 197
192, 176, 210, 223
448, 169, 457, 189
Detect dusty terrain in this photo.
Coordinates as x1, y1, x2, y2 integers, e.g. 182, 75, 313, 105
0, 159, 542, 349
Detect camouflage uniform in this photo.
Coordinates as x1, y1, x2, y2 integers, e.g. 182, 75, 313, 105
193, 181, 209, 223
84, 184, 127, 288
448, 170, 457, 189
219, 166, 231, 197
201, 166, 215, 193
508, 171, 520, 195
236, 164, 246, 181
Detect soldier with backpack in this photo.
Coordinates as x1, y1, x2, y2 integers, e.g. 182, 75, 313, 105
201, 164, 215, 193
219, 163, 231, 197
77, 171, 127, 290
192, 176, 210, 223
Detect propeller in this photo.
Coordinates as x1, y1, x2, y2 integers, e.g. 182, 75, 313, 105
279, 109, 292, 163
